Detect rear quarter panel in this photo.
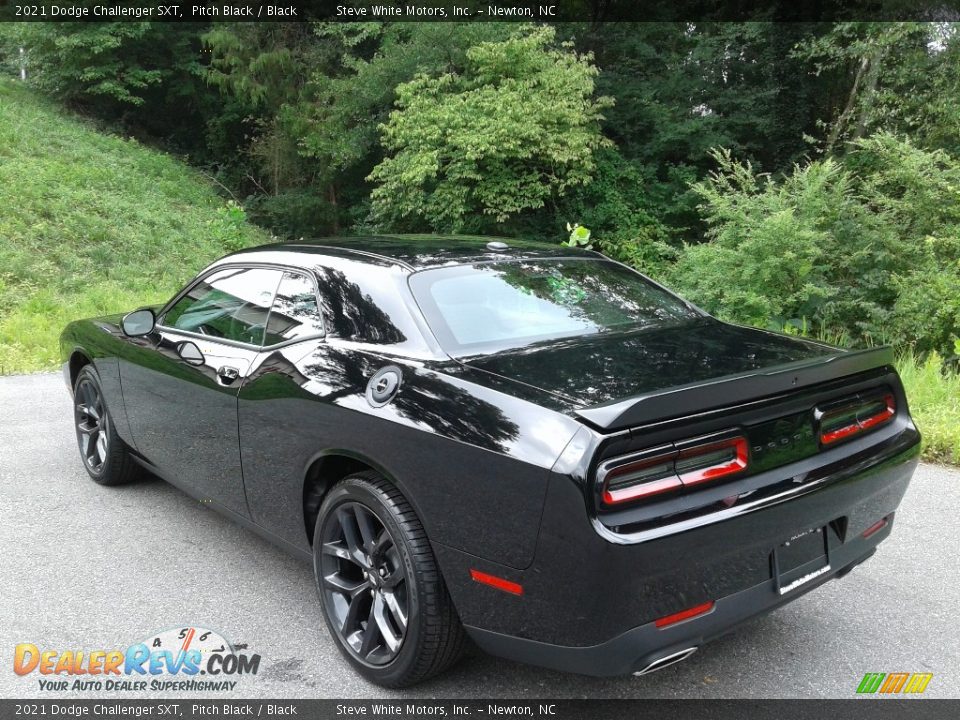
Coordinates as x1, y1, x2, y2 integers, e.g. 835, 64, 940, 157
237, 340, 584, 569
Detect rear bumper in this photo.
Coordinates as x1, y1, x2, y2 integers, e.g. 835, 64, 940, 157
436, 430, 920, 676
466, 527, 883, 676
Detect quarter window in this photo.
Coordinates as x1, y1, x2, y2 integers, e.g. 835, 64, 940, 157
163, 267, 282, 346
263, 271, 324, 345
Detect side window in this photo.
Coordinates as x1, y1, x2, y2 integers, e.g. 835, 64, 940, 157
263, 271, 324, 346
162, 267, 282, 346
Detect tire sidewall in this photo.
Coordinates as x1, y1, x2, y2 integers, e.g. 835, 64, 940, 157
313, 477, 424, 686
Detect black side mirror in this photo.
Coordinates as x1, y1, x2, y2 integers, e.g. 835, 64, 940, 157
177, 341, 205, 366
121, 308, 156, 337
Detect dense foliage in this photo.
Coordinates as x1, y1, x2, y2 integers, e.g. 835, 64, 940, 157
1, 19, 958, 362
668, 135, 960, 357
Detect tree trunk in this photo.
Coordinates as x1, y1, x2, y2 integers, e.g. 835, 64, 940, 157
826, 55, 869, 154
329, 184, 339, 234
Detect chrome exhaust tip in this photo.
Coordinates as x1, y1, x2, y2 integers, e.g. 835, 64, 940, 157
633, 647, 698, 676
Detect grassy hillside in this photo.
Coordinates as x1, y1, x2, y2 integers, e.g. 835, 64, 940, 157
0, 80, 271, 373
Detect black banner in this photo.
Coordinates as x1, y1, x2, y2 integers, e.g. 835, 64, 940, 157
1, 0, 959, 23
1, 700, 958, 720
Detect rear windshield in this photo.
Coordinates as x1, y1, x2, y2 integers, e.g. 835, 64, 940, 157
408, 258, 701, 355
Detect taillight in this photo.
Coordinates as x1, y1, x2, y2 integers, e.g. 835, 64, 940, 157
601, 449, 682, 505
599, 433, 748, 507
675, 437, 748, 486
818, 393, 896, 446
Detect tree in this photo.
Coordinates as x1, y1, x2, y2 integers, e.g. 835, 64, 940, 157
366, 25, 613, 232
796, 22, 960, 155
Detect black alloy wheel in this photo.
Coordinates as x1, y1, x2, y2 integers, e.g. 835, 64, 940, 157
75, 375, 109, 475
313, 472, 466, 687
319, 500, 409, 665
72, 365, 140, 486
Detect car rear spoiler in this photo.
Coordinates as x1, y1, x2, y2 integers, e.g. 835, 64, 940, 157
574, 346, 896, 431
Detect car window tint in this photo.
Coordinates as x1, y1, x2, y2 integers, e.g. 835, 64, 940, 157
163, 267, 282, 346
263, 271, 324, 345
409, 259, 701, 355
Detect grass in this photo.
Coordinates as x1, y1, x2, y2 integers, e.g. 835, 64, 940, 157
896, 352, 960, 465
0, 80, 270, 373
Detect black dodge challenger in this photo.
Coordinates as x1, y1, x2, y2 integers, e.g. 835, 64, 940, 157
60, 236, 920, 687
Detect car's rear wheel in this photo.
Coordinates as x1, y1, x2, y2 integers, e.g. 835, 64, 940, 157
313, 472, 466, 687
73, 365, 140, 486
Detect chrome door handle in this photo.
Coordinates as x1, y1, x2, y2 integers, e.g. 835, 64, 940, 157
217, 366, 240, 384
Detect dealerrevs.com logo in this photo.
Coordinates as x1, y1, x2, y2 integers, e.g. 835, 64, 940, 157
13, 626, 260, 693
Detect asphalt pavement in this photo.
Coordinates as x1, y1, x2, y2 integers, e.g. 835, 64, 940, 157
1, 372, 957, 699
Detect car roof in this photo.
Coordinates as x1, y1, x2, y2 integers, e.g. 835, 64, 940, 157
223, 234, 599, 271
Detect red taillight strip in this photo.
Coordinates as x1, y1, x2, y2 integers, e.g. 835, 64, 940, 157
861, 517, 889, 539
820, 393, 896, 446
470, 569, 523, 596
820, 422, 862, 444
676, 437, 749, 487
603, 476, 684, 505
654, 600, 716, 628
859, 395, 896, 430
599, 434, 749, 507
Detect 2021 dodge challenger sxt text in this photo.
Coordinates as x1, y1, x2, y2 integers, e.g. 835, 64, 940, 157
60, 236, 920, 687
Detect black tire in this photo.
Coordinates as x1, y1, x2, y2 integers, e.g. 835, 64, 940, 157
313, 471, 466, 687
73, 365, 140, 486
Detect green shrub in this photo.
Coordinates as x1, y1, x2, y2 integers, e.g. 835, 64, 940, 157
668, 135, 960, 356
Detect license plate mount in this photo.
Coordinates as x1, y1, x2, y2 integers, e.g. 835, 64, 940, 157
773, 526, 830, 596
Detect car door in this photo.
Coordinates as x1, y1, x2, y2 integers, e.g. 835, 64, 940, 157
237, 270, 327, 545
120, 266, 283, 516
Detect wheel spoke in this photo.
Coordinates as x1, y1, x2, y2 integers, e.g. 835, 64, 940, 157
322, 541, 352, 562
80, 429, 92, 458
372, 529, 391, 554
354, 505, 378, 551
86, 429, 101, 463
381, 566, 404, 590
373, 593, 402, 652
359, 596, 383, 658
95, 431, 108, 463
337, 507, 366, 564
323, 572, 370, 598
341, 593, 367, 635
383, 589, 407, 631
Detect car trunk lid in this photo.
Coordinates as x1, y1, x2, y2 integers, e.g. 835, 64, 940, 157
460, 319, 895, 432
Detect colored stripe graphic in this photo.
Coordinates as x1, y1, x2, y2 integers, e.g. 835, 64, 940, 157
903, 673, 933, 694
880, 672, 909, 693
857, 673, 885, 693
856, 672, 932, 694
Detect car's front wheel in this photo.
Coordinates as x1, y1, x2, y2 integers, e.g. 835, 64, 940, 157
313, 472, 466, 687
73, 365, 140, 486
